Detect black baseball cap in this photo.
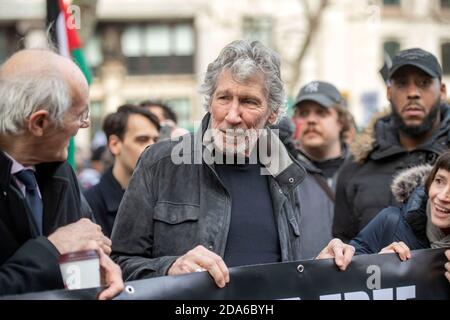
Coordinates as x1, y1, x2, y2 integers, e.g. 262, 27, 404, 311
388, 48, 442, 80
294, 81, 342, 109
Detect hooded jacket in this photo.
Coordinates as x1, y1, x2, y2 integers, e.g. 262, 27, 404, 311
350, 164, 432, 254
333, 104, 450, 242
111, 113, 307, 280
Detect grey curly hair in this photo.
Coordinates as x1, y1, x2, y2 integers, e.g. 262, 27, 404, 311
199, 40, 286, 117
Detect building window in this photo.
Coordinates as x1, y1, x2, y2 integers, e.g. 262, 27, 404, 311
0, 26, 21, 64
442, 42, 450, 75
442, 0, 450, 9
85, 32, 103, 76
383, 0, 400, 6
166, 98, 192, 130
242, 17, 273, 47
121, 21, 195, 75
383, 40, 400, 61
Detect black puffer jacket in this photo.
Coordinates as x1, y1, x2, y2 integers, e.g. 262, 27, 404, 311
333, 104, 450, 242
350, 165, 432, 254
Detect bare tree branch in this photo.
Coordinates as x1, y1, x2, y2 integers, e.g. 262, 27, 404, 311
287, 0, 329, 96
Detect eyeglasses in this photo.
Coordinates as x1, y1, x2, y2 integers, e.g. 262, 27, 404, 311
78, 107, 90, 127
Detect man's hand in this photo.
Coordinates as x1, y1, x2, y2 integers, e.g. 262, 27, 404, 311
379, 241, 411, 261
48, 218, 112, 255
315, 238, 355, 271
168, 245, 230, 288
445, 250, 450, 283
97, 248, 124, 300
61, 240, 124, 300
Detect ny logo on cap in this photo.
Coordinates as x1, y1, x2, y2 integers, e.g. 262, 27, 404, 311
398, 51, 430, 60
304, 81, 319, 93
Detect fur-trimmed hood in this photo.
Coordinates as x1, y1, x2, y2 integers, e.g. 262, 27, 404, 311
350, 108, 391, 164
391, 164, 432, 203
350, 104, 450, 164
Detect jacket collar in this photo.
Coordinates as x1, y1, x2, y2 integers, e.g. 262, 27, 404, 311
374, 104, 450, 159
0, 150, 14, 191
352, 103, 450, 162
196, 113, 306, 192
297, 143, 351, 174
0, 149, 70, 236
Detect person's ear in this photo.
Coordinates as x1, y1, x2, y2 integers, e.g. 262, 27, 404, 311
108, 135, 122, 157
28, 110, 50, 136
267, 111, 278, 126
387, 85, 392, 102
440, 82, 447, 101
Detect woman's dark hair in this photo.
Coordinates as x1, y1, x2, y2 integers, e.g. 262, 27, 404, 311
425, 151, 450, 194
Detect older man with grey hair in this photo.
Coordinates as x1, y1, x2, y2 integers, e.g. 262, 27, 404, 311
111, 40, 308, 288
0, 49, 123, 299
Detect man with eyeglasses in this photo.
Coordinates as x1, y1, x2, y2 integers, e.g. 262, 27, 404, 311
0, 49, 123, 299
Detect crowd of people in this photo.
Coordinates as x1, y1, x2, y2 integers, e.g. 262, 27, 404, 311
0, 39, 449, 299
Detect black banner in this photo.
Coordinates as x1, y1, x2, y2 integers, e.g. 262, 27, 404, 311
3, 248, 449, 300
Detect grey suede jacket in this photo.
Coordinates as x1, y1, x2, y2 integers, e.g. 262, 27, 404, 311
111, 113, 306, 281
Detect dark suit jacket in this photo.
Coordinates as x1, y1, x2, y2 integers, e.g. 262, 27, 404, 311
0, 150, 92, 295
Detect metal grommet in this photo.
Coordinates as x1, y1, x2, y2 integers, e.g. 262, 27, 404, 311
125, 285, 135, 294
297, 264, 304, 273
289, 178, 294, 183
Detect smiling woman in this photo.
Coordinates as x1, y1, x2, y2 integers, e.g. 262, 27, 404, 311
345, 151, 450, 256
317, 151, 450, 279
426, 152, 450, 235
318, 150, 450, 269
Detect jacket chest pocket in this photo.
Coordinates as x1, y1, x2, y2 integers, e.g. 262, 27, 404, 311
153, 202, 200, 256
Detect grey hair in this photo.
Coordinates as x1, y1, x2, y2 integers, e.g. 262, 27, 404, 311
199, 40, 286, 117
0, 70, 71, 135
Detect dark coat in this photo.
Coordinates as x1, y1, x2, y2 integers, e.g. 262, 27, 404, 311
84, 167, 124, 237
111, 113, 307, 280
350, 165, 431, 254
333, 104, 450, 242
0, 150, 92, 295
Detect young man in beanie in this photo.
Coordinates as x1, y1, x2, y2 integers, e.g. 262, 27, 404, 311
333, 48, 450, 242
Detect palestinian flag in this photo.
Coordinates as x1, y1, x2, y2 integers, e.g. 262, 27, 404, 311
46, 0, 92, 169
